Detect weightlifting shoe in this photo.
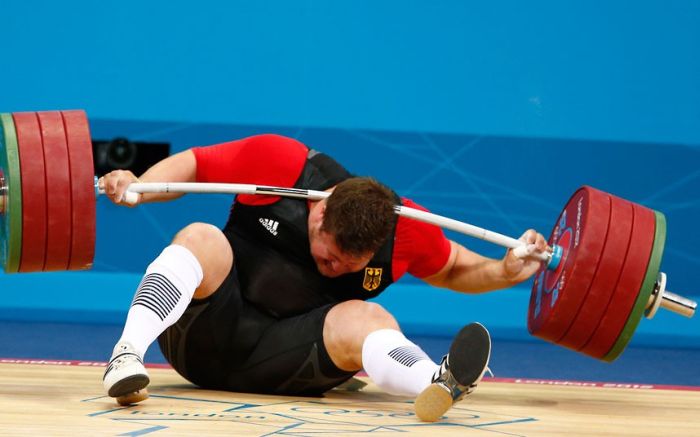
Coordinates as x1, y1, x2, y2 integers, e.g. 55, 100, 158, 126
414, 322, 491, 422
103, 342, 150, 398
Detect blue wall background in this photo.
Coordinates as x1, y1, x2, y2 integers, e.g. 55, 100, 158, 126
2, 0, 699, 144
1, 1, 698, 349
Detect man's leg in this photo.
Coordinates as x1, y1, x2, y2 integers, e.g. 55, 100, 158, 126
323, 300, 490, 421
103, 222, 233, 398
324, 300, 439, 395
159, 299, 357, 396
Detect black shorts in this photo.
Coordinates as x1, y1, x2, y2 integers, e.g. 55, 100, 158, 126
157, 267, 356, 396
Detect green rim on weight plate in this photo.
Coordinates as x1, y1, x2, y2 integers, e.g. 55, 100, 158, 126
603, 210, 666, 362
0, 113, 23, 273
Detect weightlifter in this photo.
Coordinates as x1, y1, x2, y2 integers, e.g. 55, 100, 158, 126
99, 134, 549, 421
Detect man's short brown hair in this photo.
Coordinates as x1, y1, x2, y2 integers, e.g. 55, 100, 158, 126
321, 177, 396, 256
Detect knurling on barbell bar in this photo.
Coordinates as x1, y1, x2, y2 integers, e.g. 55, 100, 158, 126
0, 109, 696, 363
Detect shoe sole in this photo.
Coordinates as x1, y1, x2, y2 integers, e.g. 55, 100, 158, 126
415, 384, 453, 422
108, 374, 150, 398
414, 323, 491, 422
116, 389, 150, 406
448, 322, 491, 386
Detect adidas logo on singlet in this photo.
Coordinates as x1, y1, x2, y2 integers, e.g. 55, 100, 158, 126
259, 218, 279, 236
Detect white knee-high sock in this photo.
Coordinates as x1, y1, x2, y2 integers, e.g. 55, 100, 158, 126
362, 329, 439, 397
116, 244, 203, 359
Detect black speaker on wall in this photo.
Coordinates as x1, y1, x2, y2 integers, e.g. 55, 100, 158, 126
92, 137, 170, 177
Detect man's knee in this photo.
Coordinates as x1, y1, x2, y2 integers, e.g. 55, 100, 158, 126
172, 223, 233, 297
324, 300, 399, 371
173, 223, 223, 249
333, 300, 399, 332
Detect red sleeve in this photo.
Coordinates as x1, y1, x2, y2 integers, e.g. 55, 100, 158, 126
392, 198, 452, 280
191, 134, 309, 205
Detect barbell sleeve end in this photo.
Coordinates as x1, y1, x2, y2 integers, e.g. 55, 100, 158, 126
658, 290, 697, 318
645, 272, 697, 319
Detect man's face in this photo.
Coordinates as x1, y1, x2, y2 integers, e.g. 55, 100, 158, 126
308, 201, 373, 277
309, 229, 373, 277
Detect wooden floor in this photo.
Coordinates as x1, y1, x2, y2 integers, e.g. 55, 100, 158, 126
1, 361, 699, 436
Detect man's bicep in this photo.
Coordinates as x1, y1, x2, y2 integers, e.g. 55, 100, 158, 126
421, 241, 458, 288
192, 134, 308, 184
404, 224, 453, 278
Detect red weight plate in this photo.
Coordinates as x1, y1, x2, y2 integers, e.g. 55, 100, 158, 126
556, 195, 633, 350
527, 186, 610, 342
603, 210, 666, 362
580, 203, 656, 358
37, 111, 72, 271
62, 110, 96, 270
12, 112, 47, 272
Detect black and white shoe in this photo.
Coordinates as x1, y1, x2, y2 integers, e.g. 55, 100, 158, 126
103, 342, 150, 398
414, 322, 491, 422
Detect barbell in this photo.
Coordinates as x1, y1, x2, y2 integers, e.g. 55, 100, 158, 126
0, 109, 696, 363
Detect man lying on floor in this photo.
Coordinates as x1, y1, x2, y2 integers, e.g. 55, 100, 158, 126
99, 134, 548, 422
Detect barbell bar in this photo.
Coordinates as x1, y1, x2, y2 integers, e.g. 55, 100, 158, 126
105, 181, 560, 265
0, 109, 696, 363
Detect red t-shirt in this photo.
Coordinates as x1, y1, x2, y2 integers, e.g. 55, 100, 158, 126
192, 134, 452, 281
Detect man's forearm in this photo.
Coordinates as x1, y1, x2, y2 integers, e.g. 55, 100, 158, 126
425, 242, 518, 294
137, 150, 197, 203
444, 257, 516, 294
